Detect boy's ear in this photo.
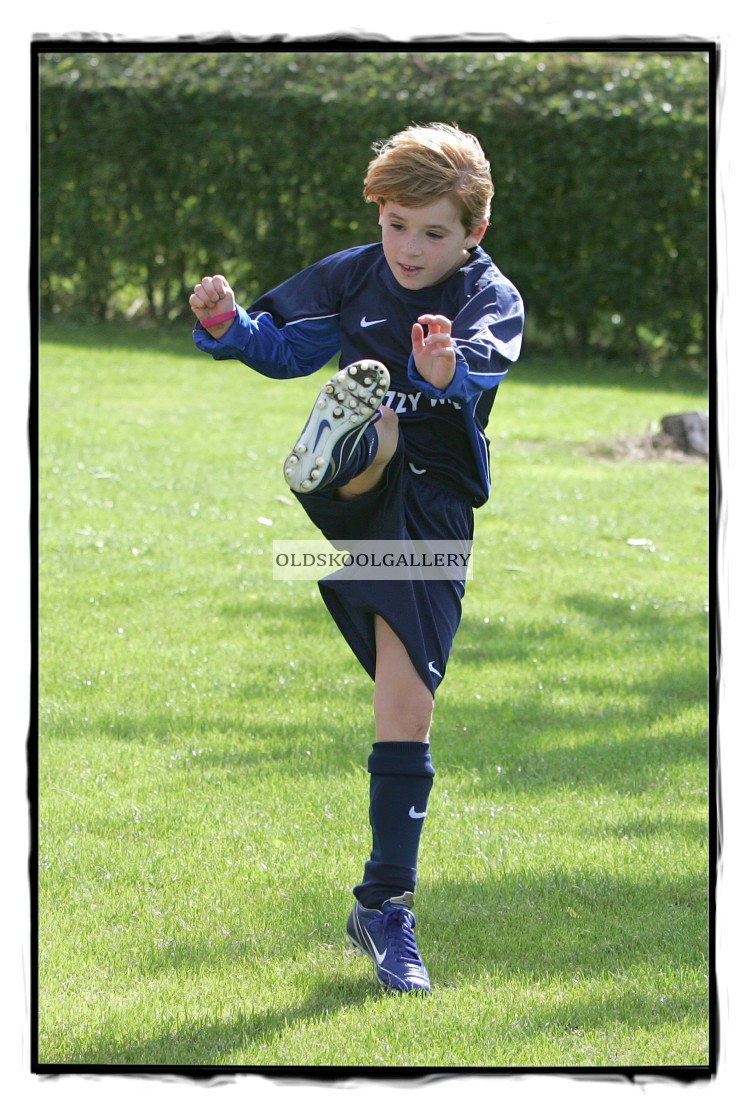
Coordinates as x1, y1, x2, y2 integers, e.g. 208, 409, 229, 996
467, 218, 489, 249
378, 204, 386, 224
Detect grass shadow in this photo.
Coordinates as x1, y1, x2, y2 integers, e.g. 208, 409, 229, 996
40, 323, 708, 399
422, 867, 709, 992
456, 591, 709, 666
506, 351, 707, 396
433, 590, 708, 795
51, 976, 379, 1068
42, 862, 710, 1069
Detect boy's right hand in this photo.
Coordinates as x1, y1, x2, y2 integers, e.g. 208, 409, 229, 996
189, 274, 236, 338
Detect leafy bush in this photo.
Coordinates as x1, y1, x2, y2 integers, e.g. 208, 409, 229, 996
38, 47, 711, 367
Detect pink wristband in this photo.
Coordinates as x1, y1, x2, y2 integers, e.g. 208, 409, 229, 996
201, 309, 237, 329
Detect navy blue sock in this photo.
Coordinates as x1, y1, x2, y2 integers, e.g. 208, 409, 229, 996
320, 415, 380, 492
353, 741, 435, 910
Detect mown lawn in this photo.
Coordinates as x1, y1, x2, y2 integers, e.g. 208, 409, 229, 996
36, 326, 711, 1071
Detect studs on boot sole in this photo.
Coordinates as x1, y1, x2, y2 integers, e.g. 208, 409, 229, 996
284, 360, 389, 494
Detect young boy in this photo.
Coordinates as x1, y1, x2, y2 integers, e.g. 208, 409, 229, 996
190, 123, 524, 993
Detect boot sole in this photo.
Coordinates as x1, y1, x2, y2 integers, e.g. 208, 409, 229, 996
283, 360, 389, 493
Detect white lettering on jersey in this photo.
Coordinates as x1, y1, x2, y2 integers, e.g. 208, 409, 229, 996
381, 390, 461, 414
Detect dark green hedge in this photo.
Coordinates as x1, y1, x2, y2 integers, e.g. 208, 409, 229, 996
38, 47, 712, 365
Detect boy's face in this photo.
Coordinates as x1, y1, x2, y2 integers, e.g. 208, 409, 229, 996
378, 197, 487, 290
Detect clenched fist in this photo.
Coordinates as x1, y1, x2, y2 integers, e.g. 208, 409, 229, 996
189, 274, 236, 338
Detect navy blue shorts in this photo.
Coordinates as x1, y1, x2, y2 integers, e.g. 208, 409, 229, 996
294, 440, 474, 694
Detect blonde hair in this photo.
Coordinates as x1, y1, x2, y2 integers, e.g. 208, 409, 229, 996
363, 122, 493, 233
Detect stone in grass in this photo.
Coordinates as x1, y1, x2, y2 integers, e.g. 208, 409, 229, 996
660, 412, 709, 457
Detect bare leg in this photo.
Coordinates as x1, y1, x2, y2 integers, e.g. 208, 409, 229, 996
373, 614, 434, 742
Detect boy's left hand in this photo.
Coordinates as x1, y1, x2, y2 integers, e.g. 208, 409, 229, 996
411, 315, 456, 390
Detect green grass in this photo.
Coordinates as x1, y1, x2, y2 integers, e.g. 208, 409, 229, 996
37, 325, 711, 1070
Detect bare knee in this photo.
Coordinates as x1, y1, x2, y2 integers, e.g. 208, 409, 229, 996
375, 689, 434, 743
373, 614, 434, 742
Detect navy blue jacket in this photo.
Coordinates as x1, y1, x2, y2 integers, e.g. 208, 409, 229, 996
193, 243, 523, 506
